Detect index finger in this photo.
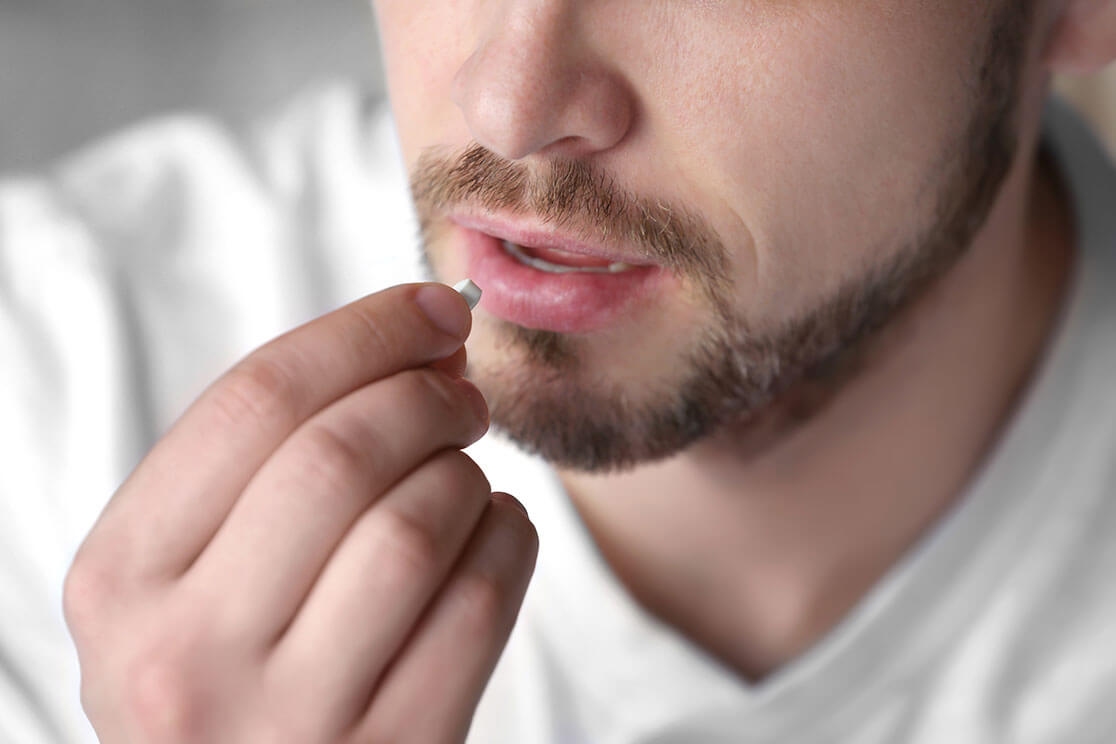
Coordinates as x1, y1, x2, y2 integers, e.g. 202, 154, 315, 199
88, 282, 474, 580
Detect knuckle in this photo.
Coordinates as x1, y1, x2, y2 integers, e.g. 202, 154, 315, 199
122, 654, 206, 741
258, 705, 313, 744
348, 716, 399, 744
372, 508, 442, 579
212, 357, 301, 432
345, 301, 402, 365
78, 678, 104, 726
297, 423, 383, 496
451, 572, 506, 635
62, 558, 116, 636
408, 367, 469, 422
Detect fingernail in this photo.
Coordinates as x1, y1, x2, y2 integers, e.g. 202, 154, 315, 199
493, 492, 529, 519
415, 285, 471, 340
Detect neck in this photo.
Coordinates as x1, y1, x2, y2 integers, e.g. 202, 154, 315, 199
557, 125, 1075, 682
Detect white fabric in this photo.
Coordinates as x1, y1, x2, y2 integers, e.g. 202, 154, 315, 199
1, 84, 1115, 743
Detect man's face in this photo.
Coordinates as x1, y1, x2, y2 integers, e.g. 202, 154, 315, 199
372, 1, 1036, 472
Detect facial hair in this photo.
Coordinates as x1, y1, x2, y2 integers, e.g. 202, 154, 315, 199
409, 1, 1035, 473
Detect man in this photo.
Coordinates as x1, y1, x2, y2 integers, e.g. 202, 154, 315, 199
3, 0, 1115, 741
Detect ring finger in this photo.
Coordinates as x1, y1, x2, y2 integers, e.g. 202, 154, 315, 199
352, 494, 538, 744
263, 448, 493, 737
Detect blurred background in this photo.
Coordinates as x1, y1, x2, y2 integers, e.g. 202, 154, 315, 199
1, 0, 1114, 171
0, 0, 383, 171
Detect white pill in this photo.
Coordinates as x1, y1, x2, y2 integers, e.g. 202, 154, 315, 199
452, 278, 483, 311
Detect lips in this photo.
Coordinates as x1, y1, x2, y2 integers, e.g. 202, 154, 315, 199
450, 214, 654, 268
447, 215, 669, 334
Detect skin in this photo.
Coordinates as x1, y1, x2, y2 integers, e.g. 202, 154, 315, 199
66, 286, 538, 743
375, 0, 1106, 678
63, 0, 1116, 742
405, 0, 1028, 471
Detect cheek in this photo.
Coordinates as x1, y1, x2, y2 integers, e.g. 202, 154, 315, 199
640, 5, 982, 327
374, 2, 475, 164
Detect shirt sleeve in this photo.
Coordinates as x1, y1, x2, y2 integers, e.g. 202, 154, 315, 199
0, 173, 123, 743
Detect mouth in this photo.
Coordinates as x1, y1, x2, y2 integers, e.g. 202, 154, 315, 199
499, 240, 638, 274
446, 215, 670, 334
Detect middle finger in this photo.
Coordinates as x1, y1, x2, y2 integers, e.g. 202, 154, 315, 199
263, 448, 493, 735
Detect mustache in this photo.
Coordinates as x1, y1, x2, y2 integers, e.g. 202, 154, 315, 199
409, 144, 730, 287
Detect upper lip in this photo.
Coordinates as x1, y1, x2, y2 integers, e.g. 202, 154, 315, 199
448, 213, 657, 266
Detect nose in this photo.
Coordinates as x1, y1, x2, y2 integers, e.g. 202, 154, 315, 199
451, 4, 635, 161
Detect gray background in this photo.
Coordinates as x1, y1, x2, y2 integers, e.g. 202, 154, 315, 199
1, 2, 1113, 172
0, 0, 383, 171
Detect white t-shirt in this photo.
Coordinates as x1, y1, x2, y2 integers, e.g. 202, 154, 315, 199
1, 83, 1114, 744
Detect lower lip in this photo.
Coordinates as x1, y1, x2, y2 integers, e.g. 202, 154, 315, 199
455, 227, 666, 333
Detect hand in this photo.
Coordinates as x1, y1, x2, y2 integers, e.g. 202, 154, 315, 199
64, 283, 538, 744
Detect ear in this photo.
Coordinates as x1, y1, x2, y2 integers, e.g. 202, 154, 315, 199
1045, 0, 1116, 74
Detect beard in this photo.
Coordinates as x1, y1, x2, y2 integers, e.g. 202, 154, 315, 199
409, 2, 1035, 473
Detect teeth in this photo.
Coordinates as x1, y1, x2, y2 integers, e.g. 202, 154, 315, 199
501, 240, 634, 274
